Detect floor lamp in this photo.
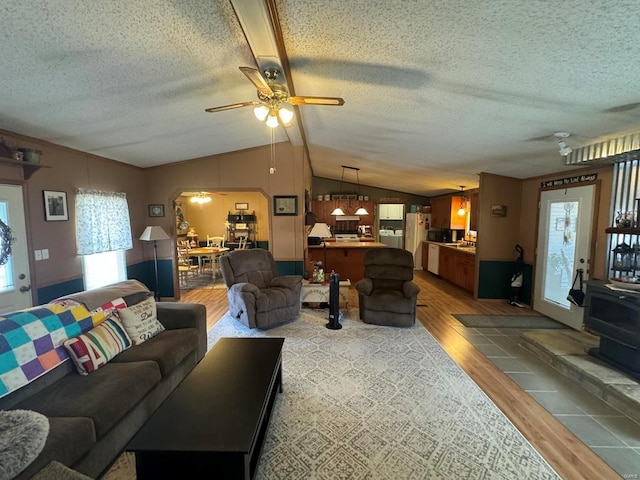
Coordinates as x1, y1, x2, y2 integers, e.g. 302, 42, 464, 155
308, 222, 332, 278
139, 226, 170, 300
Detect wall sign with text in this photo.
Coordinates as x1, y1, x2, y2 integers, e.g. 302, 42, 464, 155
541, 173, 597, 188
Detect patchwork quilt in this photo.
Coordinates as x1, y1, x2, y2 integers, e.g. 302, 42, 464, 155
0, 297, 127, 398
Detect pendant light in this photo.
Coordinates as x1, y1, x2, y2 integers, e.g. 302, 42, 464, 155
331, 166, 369, 216
457, 186, 467, 216
190, 192, 212, 204
331, 167, 346, 215
353, 167, 369, 216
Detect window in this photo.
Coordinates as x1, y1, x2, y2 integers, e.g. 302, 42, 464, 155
82, 250, 127, 290
75, 189, 133, 290
0, 202, 13, 292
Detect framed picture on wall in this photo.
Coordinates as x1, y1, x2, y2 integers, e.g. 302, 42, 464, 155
273, 195, 298, 216
148, 204, 165, 217
43, 190, 68, 221
491, 205, 507, 217
235, 202, 249, 210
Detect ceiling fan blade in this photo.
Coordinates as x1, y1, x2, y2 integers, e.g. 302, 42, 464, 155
287, 96, 345, 106
204, 101, 260, 113
239, 67, 273, 96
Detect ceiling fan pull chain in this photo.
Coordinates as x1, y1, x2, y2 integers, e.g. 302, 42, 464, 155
270, 128, 276, 174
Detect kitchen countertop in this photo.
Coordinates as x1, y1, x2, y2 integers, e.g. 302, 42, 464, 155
324, 237, 375, 243
309, 241, 387, 249
424, 240, 476, 255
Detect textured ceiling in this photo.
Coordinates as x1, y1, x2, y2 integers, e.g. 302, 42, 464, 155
1, 0, 640, 196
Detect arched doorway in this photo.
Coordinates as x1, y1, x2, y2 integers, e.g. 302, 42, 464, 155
170, 190, 270, 298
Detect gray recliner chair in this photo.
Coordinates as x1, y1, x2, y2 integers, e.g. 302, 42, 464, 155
219, 249, 303, 329
355, 247, 420, 327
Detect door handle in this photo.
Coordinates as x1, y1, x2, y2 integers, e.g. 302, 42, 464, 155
19, 285, 31, 293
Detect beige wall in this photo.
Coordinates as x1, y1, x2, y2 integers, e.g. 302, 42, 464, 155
0, 125, 616, 296
177, 191, 269, 242
477, 174, 522, 260
479, 165, 613, 279
0, 129, 147, 291
519, 166, 613, 279
144, 142, 307, 261
0, 130, 309, 296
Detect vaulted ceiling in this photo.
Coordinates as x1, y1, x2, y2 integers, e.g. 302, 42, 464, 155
1, 1, 639, 196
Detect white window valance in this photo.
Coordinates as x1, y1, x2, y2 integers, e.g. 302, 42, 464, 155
75, 188, 133, 255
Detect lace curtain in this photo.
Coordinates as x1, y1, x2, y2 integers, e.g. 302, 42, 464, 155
75, 188, 133, 255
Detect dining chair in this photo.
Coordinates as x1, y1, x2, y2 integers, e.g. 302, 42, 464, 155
177, 247, 199, 288
236, 236, 248, 250
208, 235, 225, 247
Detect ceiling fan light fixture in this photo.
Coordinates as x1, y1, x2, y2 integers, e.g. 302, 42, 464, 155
266, 114, 279, 128
278, 106, 294, 124
253, 105, 269, 121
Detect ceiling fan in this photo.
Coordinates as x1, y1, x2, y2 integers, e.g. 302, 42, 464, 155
205, 67, 344, 127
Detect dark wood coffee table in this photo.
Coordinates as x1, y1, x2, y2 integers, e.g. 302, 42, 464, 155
127, 337, 284, 480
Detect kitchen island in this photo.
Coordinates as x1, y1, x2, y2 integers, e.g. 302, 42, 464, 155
307, 241, 387, 284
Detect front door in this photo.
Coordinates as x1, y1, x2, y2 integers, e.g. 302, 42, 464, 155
533, 184, 596, 329
0, 184, 32, 313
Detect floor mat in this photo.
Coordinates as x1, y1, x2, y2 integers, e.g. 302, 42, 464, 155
452, 314, 568, 329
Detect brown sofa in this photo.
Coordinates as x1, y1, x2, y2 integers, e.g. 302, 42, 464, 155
355, 247, 420, 327
0, 280, 207, 479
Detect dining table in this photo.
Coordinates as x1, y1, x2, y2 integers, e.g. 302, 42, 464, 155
187, 246, 230, 278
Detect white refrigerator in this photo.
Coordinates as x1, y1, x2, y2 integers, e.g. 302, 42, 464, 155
405, 213, 429, 268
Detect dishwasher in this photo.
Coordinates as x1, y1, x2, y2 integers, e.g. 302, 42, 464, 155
427, 243, 439, 274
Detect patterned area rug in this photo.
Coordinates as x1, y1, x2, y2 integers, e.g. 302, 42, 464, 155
452, 314, 568, 329
106, 308, 560, 479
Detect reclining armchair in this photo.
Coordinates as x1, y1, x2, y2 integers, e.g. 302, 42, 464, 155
219, 249, 303, 329
355, 247, 420, 327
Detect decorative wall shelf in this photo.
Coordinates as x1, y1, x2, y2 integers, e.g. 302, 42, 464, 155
0, 156, 50, 179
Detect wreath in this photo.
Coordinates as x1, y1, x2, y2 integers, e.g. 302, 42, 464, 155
0, 219, 12, 266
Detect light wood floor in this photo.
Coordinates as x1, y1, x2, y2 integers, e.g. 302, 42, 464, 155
179, 271, 620, 479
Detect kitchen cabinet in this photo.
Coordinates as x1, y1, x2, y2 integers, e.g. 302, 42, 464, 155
469, 192, 479, 231
438, 246, 455, 279
438, 245, 475, 293
311, 200, 335, 226
379, 204, 404, 220
456, 253, 476, 292
421, 242, 429, 270
356, 201, 375, 225
430, 196, 465, 230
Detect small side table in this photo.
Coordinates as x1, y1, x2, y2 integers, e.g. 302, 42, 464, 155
301, 279, 351, 308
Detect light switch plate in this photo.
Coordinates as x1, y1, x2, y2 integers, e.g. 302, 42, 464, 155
42, 249, 49, 260
35, 250, 42, 261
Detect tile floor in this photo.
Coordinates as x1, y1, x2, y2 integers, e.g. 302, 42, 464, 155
453, 324, 640, 479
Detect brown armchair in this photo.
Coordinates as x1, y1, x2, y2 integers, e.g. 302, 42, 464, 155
355, 247, 420, 327
219, 249, 302, 329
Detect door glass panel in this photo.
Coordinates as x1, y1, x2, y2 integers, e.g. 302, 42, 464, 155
543, 200, 578, 308
0, 201, 14, 292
